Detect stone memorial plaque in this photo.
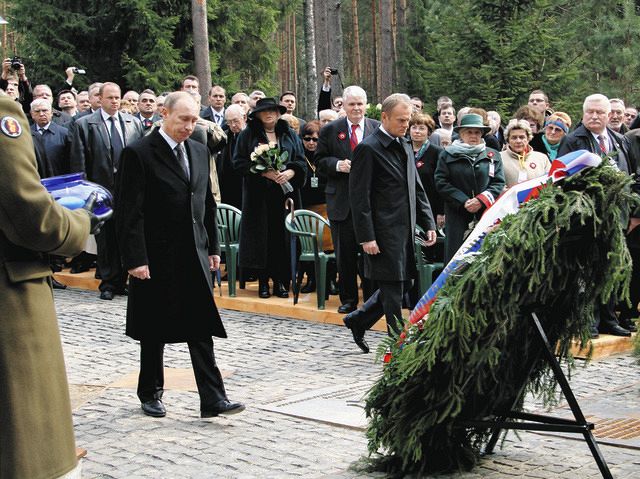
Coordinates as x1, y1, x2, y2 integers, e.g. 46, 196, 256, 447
259, 382, 373, 430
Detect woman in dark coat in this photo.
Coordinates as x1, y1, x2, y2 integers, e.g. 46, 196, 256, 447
435, 113, 506, 263
409, 112, 444, 229
232, 97, 306, 298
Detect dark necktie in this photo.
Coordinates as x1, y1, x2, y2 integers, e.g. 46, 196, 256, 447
143, 118, 152, 129
109, 116, 124, 168
38, 127, 45, 135
350, 123, 359, 151
597, 135, 607, 155
175, 144, 190, 180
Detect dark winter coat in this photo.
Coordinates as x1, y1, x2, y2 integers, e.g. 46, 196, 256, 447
232, 118, 306, 270
350, 128, 435, 281
435, 146, 505, 263
300, 149, 327, 207
116, 129, 225, 342
558, 124, 631, 174
316, 117, 380, 221
414, 142, 444, 216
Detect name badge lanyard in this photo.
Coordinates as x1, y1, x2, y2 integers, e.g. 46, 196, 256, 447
306, 157, 319, 188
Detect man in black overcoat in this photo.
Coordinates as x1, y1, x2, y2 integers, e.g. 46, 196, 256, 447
343, 94, 437, 352
558, 93, 636, 336
316, 85, 380, 313
116, 92, 244, 419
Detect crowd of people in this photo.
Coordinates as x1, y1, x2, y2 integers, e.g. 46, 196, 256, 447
2, 59, 639, 342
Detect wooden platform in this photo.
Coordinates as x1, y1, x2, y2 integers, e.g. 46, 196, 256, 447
53, 269, 388, 332
54, 269, 636, 355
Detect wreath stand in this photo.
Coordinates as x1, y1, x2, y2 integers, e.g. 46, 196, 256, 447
456, 312, 613, 479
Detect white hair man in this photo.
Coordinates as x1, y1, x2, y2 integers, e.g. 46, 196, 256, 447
558, 93, 636, 337
318, 108, 338, 125
608, 98, 626, 133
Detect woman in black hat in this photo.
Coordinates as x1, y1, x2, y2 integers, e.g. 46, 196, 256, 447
435, 113, 505, 263
232, 97, 307, 298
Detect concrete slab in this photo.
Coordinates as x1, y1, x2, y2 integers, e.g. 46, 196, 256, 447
258, 382, 373, 430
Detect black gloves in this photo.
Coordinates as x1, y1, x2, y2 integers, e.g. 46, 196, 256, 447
83, 191, 113, 235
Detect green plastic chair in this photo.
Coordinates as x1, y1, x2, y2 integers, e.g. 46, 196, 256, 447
414, 226, 444, 297
216, 203, 242, 297
285, 209, 335, 310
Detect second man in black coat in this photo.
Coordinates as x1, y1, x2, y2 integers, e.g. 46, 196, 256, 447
343, 94, 437, 352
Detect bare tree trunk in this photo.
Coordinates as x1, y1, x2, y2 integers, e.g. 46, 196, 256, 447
304, 0, 318, 118
191, 0, 211, 104
395, 0, 407, 91
372, 0, 381, 101
327, 1, 344, 95
351, 0, 362, 82
314, 0, 328, 82
379, 0, 393, 99
292, 13, 298, 99
391, 0, 398, 89
285, 16, 292, 91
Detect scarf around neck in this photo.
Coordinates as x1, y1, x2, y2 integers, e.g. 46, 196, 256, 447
445, 139, 486, 157
542, 135, 561, 160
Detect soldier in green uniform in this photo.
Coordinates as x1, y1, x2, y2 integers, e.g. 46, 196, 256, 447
0, 93, 95, 478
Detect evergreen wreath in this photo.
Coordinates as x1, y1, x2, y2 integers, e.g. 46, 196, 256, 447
364, 162, 638, 475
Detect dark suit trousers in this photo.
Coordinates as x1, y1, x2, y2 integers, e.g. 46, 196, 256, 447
350, 280, 412, 335
95, 219, 126, 292
331, 214, 374, 306
137, 338, 227, 410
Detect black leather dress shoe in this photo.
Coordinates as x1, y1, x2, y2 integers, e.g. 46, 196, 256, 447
599, 324, 631, 337
100, 290, 114, 300
141, 399, 166, 417
301, 280, 316, 293
338, 303, 357, 314
343, 314, 369, 353
259, 282, 271, 298
618, 318, 637, 333
328, 280, 339, 295
274, 282, 289, 298
201, 399, 245, 418
52, 278, 67, 289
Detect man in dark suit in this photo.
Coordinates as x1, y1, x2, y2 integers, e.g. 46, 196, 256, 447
558, 93, 636, 337
343, 94, 437, 352
201, 85, 226, 127
316, 85, 380, 313
29, 98, 69, 176
70, 81, 144, 299
116, 91, 244, 419
135, 89, 162, 131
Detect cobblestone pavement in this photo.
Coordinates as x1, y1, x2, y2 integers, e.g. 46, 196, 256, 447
54, 288, 639, 478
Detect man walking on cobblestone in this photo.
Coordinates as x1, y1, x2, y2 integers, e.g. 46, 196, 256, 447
116, 91, 244, 419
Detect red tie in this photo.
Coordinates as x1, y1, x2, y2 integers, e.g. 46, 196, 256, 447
350, 124, 359, 151
597, 135, 607, 155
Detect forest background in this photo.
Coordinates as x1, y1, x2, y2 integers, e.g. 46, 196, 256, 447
3, 0, 640, 122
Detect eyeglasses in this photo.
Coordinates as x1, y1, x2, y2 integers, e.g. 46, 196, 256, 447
303, 137, 318, 142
